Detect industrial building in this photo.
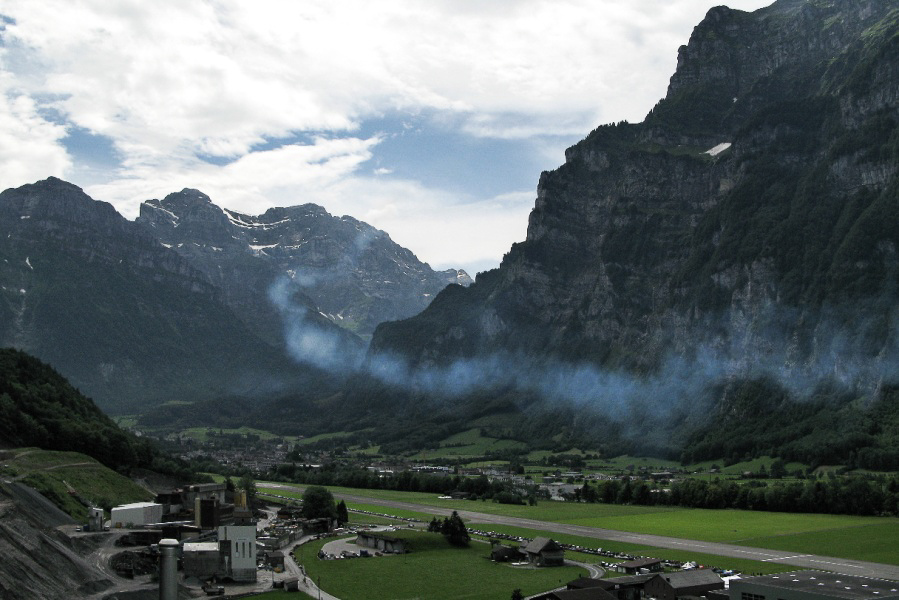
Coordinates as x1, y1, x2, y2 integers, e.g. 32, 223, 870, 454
179, 523, 258, 583
110, 502, 163, 528
730, 571, 899, 600
218, 523, 257, 582
86, 507, 104, 532
182, 542, 221, 579
644, 569, 724, 600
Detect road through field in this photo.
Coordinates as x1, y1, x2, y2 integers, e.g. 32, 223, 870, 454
261, 483, 899, 582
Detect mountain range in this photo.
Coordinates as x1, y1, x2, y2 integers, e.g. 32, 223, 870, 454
1, 0, 897, 465
0, 177, 468, 412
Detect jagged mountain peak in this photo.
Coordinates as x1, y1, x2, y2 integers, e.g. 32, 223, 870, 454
134, 190, 470, 336
0, 176, 120, 223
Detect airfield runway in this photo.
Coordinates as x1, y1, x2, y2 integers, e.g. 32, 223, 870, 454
261, 483, 899, 582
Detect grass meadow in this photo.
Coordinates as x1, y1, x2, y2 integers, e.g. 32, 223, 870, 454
294, 532, 585, 600
2, 448, 153, 518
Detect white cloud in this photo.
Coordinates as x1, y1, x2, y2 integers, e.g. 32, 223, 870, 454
3, 0, 773, 146
318, 181, 536, 275
87, 135, 381, 218
1, 0, 774, 270
0, 69, 71, 190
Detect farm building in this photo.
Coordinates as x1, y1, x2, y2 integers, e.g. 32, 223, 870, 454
617, 558, 663, 574
522, 537, 565, 567
110, 502, 163, 528
729, 571, 899, 600
356, 532, 406, 554
491, 544, 526, 562
644, 569, 724, 600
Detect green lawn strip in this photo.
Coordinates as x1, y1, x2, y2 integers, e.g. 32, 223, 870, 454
465, 524, 792, 576
179, 426, 290, 442
9, 448, 93, 469
294, 431, 357, 446
257, 487, 433, 522
735, 522, 899, 566
586, 455, 681, 471
567, 509, 887, 543
8, 448, 153, 519
294, 484, 681, 520
295, 532, 586, 600
411, 428, 527, 459
347, 513, 411, 527
344, 501, 434, 522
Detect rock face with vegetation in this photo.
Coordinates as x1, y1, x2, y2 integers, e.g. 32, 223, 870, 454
136, 189, 470, 338
368, 0, 899, 462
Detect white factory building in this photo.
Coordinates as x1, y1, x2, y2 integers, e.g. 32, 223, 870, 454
110, 502, 163, 528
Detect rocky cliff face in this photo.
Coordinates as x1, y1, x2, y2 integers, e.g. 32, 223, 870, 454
371, 0, 899, 400
136, 190, 471, 339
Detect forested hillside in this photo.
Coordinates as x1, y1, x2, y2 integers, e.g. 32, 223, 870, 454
0, 348, 181, 475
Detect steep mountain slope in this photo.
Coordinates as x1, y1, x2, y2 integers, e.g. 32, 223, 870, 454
0, 480, 113, 600
136, 189, 470, 338
368, 0, 899, 458
0, 348, 150, 470
0, 178, 338, 412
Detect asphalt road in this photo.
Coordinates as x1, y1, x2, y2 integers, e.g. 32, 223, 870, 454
261, 483, 899, 582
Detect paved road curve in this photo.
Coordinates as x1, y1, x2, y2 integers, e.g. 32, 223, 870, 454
261, 483, 899, 582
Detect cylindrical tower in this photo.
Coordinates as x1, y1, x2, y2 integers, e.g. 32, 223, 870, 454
159, 538, 179, 600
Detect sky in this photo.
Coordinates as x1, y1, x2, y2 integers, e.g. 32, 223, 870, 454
0, 0, 772, 275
